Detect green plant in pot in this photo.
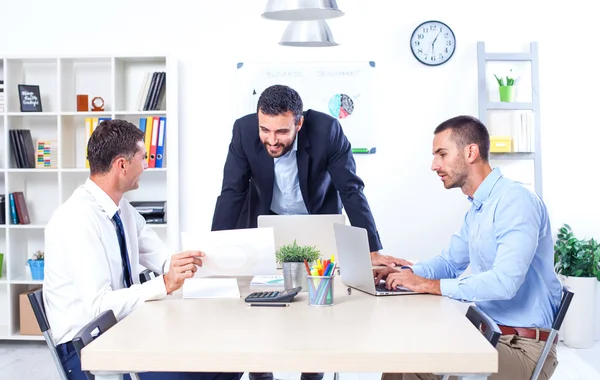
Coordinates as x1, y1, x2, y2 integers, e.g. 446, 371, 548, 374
276, 240, 320, 291
494, 69, 516, 102
554, 224, 600, 280
554, 224, 600, 348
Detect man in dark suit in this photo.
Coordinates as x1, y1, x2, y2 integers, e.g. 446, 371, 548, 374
212, 84, 403, 380
212, 84, 403, 266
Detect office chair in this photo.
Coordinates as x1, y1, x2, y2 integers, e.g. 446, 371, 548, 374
72, 309, 140, 380
139, 268, 158, 284
530, 285, 574, 380
441, 306, 501, 380
27, 288, 70, 380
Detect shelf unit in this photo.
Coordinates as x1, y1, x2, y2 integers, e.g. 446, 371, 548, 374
477, 41, 542, 197
0, 55, 179, 341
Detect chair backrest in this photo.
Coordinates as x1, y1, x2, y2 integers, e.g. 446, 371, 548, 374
27, 288, 50, 332
27, 288, 69, 380
466, 305, 502, 347
72, 310, 118, 380
139, 268, 158, 284
530, 285, 574, 380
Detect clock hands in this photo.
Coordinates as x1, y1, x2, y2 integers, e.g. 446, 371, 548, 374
431, 31, 441, 54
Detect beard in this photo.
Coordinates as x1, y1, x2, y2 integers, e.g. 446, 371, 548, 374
264, 134, 296, 158
439, 156, 469, 189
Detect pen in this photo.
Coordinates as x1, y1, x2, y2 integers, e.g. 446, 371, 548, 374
249, 303, 289, 307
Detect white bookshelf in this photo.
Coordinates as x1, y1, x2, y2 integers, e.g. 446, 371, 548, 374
0, 55, 179, 341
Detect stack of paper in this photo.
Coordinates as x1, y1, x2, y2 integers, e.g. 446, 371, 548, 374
182, 278, 241, 299
250, 275, 284, 287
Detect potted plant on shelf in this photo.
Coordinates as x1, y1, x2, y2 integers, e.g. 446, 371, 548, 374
494, 69, 516, 102
27, 250, 44, 281
276, 240, 320, 291
554, 224, 600, 348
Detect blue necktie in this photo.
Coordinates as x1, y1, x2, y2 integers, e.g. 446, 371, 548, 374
112, 212, 133, 288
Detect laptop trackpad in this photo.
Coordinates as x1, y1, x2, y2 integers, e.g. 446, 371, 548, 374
377, 280, 412, 292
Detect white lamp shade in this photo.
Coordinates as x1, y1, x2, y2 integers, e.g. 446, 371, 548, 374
262, 0, 344, 21
279, 20, 339, 47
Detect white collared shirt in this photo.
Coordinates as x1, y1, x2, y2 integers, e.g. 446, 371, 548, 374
44, 178, 171, 344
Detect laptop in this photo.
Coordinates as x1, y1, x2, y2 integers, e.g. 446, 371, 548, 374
257, 214, 347, 261
333, 223, 418, 296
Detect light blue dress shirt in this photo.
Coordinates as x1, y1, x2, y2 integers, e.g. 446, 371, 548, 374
270, 138, 309, 215
411, 168, 562, 329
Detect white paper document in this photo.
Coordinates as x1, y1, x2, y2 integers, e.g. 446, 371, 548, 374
182, 278, 241, 299
251, 275, 284, 287
181, 228, 278, 277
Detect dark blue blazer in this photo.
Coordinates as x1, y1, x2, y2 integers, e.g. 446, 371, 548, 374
211, 109, 382, 252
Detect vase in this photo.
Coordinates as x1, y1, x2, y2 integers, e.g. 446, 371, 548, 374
561, 275, 597, 348
27, 259, 44, 280
282, 262, 309, 292
498, 86, 515, 102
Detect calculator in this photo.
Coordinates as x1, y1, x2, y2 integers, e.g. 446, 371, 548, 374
245, 287, 302, 303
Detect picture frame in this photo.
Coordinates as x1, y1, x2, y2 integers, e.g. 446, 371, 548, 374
18, 84, 43, 112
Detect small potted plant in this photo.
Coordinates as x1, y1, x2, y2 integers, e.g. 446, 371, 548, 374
276, 240, 320, 291
494, 69, 516, 102
27, 250, 44, 280
554, 224, 600, 348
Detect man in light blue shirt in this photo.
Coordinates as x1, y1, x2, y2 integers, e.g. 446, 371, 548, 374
377, 115, 562, 380
270, 136, 308, 215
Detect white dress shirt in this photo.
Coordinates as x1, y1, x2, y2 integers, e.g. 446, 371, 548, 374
44, 178, 171, 344
270, 137, 309, 215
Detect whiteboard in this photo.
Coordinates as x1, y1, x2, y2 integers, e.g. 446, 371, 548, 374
236, 61, 377, 154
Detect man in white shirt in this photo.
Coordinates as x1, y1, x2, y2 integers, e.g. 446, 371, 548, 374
44, 119, 243, 380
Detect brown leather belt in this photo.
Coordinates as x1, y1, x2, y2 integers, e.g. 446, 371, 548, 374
498, 325, 558, 344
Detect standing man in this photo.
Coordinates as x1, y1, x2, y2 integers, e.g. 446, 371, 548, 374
375, 115, 562, 380
44, 119, 243, 380
212, 84, 401, 267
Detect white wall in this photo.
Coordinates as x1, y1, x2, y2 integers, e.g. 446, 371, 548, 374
1, 0, 597, 259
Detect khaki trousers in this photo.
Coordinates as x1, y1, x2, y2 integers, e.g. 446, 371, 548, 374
381, 335, 558, 380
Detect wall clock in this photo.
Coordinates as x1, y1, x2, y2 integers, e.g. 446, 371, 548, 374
410, 20, 456, 66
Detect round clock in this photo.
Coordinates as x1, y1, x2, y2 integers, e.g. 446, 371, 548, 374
91, 96, 104, 112
410, 20, 456, 66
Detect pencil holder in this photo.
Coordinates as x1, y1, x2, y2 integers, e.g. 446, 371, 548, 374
307, 275, 335, 306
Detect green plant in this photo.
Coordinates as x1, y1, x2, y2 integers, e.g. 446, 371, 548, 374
494, 69, 516, 86
275, 240, 320, 263
554, 224, 600, 280
31, 250, 44, 261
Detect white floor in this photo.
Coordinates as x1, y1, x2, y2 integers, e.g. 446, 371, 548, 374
1, 341, 599, 380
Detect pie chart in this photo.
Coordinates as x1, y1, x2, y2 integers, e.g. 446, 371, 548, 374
328, 94, 354, 119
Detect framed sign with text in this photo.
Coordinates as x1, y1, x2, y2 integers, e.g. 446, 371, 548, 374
18, 84, 43, 112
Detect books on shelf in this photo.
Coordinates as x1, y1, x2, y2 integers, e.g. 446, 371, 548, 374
9, 129, 36, 168
138, 116, 167, 168
137, 71, 166, 111
0, 80, 4, 112
8, 191, 31, 225
513, 112, 534, 152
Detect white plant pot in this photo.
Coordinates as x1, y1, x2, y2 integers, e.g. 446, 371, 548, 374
596, 280, 600, 341
562, 276, 597, 348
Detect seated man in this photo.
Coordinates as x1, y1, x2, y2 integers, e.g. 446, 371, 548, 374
43, 119, 243, 380
375, 115, 562, 380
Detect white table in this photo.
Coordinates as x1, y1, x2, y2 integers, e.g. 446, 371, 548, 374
82, 276, 497, 380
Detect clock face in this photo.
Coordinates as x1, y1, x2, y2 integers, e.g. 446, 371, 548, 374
93, 97, 103, 107
410, 20, 456, 66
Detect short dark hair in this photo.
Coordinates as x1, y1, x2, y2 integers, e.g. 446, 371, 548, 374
87, 119, 144, 175
434, 115, 490, 161
257, 84, 303, 124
